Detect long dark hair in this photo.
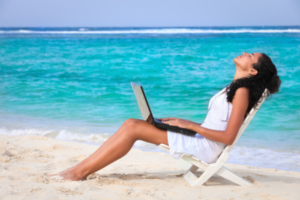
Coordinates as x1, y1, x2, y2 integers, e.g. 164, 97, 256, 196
226, 53, 281, 118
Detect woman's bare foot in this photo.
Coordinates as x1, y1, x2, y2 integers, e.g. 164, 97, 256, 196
49, 166, 87, 181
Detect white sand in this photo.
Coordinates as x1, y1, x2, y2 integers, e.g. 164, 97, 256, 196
0, 135, 299, 200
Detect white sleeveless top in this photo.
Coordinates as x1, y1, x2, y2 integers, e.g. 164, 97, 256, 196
200, 86, 233, 131
167, 87, 233, 163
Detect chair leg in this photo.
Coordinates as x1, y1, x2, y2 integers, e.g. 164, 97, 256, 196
184, 166, 220, 186
215, 166, 252, 186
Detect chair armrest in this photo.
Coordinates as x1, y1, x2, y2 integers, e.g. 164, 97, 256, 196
158, 144, 170, 152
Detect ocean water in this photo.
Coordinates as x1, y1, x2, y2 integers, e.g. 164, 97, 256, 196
0, 27, 299, 172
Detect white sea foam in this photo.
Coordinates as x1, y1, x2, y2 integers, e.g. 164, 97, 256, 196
0, 127, 299, 172
55, 129, 111, 144
0, 127, 111, 144
228, 146, 300, 172
0, 28, 300, 35
0, 127, 53, 136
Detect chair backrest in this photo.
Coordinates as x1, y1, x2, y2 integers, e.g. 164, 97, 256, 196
217, 88, 269, 163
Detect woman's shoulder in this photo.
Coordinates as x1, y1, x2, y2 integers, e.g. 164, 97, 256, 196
232, 87, 250, 106
234, 87, 250, 96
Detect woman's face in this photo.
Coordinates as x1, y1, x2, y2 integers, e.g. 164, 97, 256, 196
234, 52, 262, 72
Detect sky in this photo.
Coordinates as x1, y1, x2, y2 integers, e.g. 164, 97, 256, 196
0, 0, 299, 27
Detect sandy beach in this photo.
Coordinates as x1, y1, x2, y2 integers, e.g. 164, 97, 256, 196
0, 135, 299, 200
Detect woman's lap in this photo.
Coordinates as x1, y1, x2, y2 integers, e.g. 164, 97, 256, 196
167, 130, 225, 163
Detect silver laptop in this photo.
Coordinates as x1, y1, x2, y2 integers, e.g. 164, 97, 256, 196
131, 82, 197, 136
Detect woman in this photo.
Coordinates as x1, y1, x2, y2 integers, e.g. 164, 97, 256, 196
51, 52, 281, 181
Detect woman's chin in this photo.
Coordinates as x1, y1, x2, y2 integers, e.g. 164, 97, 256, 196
233, 57, 239, 64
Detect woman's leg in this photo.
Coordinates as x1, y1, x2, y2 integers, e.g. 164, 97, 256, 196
50, 119, 132, 177
54, 118, 168, 181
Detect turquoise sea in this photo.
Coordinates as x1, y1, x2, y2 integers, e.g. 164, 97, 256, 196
0, 27, 300, 171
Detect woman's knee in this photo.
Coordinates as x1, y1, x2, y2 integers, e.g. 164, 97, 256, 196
124, 118, 144, 127
123, 118, 137, 126
122, 119, 143, 139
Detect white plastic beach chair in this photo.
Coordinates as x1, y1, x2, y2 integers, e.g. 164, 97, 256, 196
159, 89, 269, 186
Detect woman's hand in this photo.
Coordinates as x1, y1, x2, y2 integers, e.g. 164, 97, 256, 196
158, 117, 200, 130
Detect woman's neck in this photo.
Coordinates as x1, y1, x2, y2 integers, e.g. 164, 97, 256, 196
233, 71, 247, 81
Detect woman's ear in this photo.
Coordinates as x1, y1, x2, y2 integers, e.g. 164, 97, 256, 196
249, 68, 258, 76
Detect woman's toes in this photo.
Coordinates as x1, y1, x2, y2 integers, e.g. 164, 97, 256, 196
48, 173, 58, 177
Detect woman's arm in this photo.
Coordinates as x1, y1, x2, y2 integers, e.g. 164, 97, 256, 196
160, 87, 249, 145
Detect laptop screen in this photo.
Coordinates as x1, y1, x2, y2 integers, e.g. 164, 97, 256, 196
131, 82, 154, 124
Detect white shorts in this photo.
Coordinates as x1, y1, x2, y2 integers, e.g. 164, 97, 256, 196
167, 130, 226, 164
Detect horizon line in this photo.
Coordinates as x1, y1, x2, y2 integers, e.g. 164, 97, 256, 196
1, 25, 300, 29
